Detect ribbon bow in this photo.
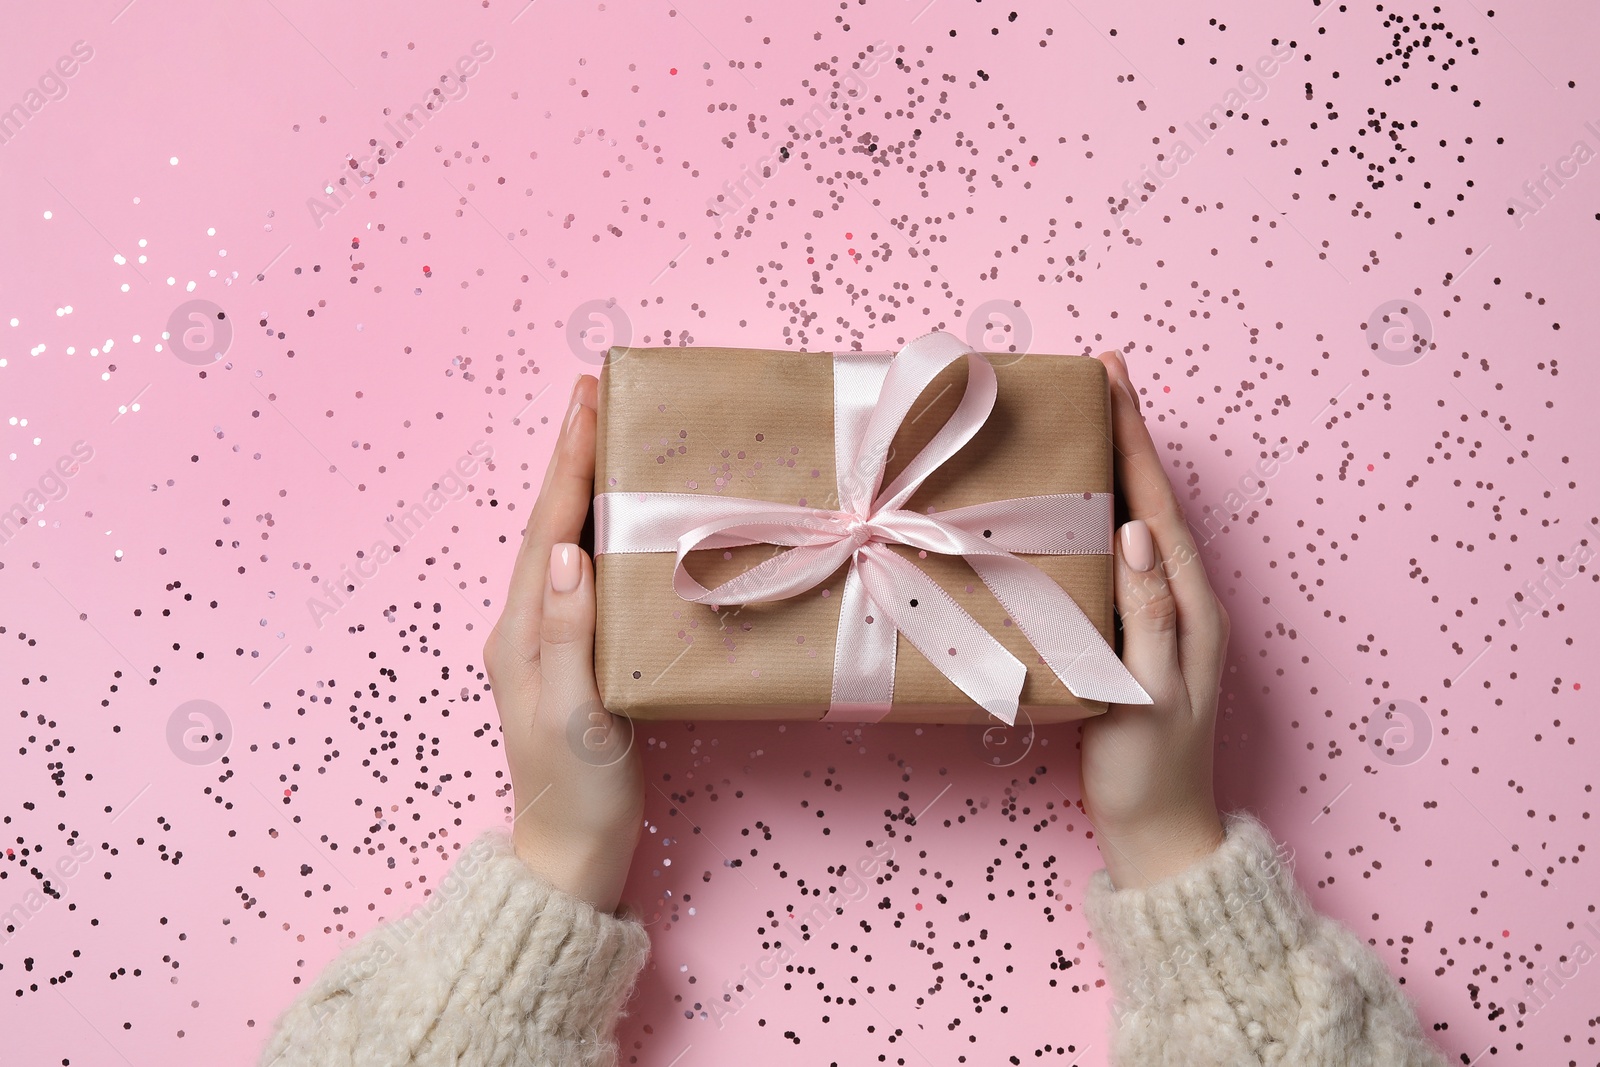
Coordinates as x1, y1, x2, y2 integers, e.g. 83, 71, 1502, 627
593, 329, 1151, 724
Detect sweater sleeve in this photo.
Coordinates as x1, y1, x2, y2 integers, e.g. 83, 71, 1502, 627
256, 829, 651, 1067
1083, 812, 1447, 1067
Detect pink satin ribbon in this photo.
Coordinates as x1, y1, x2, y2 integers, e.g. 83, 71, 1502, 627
593, 329, 1151, 725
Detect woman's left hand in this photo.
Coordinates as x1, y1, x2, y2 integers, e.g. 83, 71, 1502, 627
483, 373, 644, 914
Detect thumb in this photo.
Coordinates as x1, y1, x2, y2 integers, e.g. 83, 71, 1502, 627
540, 542, 599, 706
1113, 519, 1181, 697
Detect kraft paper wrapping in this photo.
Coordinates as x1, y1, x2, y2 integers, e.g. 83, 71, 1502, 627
592, 344, 1116, 725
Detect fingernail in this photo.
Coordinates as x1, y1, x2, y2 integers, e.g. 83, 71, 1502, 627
1120, 520, 1155, 573
1117, 375, 1138, 409
563, 388, 583, 435
550, 542, 581, 592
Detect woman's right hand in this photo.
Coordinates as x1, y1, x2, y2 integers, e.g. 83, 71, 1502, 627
1078, 350, 1230, 890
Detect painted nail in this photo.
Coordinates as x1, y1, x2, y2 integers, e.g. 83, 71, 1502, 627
550, 542, 581, 592
563, 389, 583, 435
1120, 520, 1155, 573
1117, 375, 1139, 409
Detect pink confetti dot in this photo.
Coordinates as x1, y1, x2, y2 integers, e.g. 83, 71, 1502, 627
947, 647, 957, 656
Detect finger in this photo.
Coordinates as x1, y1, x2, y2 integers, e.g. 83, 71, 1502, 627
525, 373, 599, 563
1113, 519, 1181, 703
1096, 352, 1194, 548
498, 375, 598, 653
539, 541, 603, 713
1097, 351, 1227, 668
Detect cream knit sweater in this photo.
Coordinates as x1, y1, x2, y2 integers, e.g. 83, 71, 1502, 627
258, 813, 1447, 1066
1083, 813, 1446, 1065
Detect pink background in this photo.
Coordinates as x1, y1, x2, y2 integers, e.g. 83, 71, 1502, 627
2, 1, 1596, 1063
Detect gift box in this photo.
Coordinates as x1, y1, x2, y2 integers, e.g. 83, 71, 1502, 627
590, 330, 1149, 726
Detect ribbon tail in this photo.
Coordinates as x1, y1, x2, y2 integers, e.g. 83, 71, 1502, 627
856, 546, 1026, 725
967, 554, 1153, 705
821, 561, 897, 722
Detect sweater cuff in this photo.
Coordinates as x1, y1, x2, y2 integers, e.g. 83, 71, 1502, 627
447, 829, 652, 1067
258, 828, 652, 1067
1084, 811, 1309, 1021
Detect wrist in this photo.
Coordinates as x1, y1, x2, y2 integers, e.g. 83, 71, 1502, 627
1093, 807, 1226, 890
512, 827, 632, 914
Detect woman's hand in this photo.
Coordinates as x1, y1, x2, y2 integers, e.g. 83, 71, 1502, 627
482, 374, 644, 914
1079, 351, 1229, 890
